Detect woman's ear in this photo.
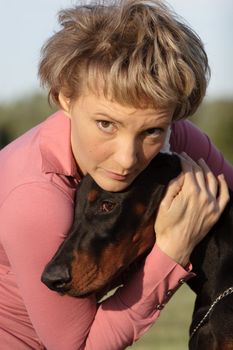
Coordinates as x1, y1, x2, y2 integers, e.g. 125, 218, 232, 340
58, 92, 71, 116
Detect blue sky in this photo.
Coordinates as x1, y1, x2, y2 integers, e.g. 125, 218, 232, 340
1, 0, 233, 102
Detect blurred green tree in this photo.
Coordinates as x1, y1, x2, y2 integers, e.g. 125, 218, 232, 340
190, 99, 233, 163
0, 93, 55, 146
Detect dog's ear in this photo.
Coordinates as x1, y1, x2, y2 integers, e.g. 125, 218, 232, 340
127, 153, 182, 195
150, 153, 182, 185
138, 154, 181, 227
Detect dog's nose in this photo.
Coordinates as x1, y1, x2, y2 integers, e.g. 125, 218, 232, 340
41, 264, 71, 292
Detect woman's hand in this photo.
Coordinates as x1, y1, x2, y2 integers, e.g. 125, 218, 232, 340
155, 152, 230, 267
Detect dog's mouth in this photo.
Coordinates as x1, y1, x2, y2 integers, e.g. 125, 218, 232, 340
65, 267, 124, 298
65, 250, 125, 297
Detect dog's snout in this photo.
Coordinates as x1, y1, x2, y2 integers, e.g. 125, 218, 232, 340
41, 264, 71, 292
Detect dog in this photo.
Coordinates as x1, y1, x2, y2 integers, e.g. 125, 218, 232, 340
41, 153, 233, 349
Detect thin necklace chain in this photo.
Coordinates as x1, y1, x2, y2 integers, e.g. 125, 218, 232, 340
190, 286, 233, 340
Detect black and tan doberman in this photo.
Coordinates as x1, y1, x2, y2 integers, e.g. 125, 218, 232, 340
41, 153, 233, 349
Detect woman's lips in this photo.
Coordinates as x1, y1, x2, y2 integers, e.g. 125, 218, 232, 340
104, 169, 129, 181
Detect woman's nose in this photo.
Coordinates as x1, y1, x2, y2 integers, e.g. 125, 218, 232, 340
114, 139, 139, 170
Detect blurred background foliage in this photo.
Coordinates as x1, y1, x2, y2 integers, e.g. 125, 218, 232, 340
189, 99, 233, 164
0, 93, 233, 164
0, 93, 56, 148
0, 93, 232, 349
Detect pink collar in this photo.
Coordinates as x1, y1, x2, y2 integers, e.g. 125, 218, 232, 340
39, 110, 81, 182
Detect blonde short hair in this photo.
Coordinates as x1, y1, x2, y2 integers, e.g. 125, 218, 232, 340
38, 0, 210, 120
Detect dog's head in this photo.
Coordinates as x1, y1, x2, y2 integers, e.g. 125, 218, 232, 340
41, 153, 181, 297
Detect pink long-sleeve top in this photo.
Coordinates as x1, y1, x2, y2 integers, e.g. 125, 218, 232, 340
0, 111, 232, 350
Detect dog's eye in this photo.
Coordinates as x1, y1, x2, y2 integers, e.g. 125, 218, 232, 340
99, 200, 116, 213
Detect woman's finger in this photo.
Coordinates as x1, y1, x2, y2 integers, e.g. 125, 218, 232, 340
198, 158, 218, 198
216, 174, 230, 213
180, 152, 206, 191
159, 173, 184, 209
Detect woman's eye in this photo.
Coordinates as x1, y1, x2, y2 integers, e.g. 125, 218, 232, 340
96, 120, 116, 133
145, 128, 163, 137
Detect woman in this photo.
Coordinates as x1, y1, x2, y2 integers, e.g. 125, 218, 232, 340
0, 0, 232, 349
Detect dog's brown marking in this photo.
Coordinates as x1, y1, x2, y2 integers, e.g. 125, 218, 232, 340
134, 202, 146, 216
70, 251, 98, 295
221, 338, 233, 350
87, 189, 98, 202
219, 340, 233, 350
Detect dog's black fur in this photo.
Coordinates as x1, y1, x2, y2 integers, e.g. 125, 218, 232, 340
41, 153, 233, 349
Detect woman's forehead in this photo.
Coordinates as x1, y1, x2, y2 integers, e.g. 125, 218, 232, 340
72, 89, 174, 125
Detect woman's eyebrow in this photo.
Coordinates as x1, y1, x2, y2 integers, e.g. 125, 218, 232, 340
93, 113, 171, 131
95, 111, 163, 130
94, 112, 121, 123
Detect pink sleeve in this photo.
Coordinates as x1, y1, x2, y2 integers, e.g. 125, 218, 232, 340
0, 183, 193, 350
170, 120, 233, 190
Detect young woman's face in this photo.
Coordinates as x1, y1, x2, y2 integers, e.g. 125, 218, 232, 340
62, 91, 174, 192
